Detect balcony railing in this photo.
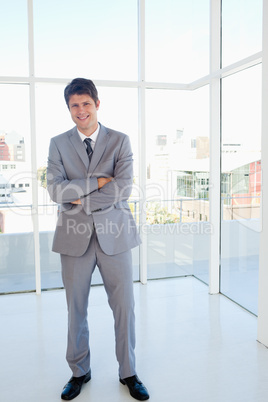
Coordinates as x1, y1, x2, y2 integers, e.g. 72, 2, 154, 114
0, 195, 262, 235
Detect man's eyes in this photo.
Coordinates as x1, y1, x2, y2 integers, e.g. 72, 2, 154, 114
71, 103, 91, 108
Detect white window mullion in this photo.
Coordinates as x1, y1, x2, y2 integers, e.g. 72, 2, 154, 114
209, 0, 221, 294
28, 0, 41, 295
138, 0, 147, 284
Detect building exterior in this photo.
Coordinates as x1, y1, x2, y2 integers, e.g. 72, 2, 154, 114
0, 131, 30, 204
147, 130, 261, 223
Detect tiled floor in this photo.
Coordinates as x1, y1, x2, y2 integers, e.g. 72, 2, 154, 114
1, 277, 268, 402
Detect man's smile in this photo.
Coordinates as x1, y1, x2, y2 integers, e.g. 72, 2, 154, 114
77, 115, 89, 121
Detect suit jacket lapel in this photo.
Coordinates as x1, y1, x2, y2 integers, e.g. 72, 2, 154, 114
89, 124, 110, 173
69, 127, 89, 170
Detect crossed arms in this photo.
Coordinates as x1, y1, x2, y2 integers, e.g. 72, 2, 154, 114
47, 134, 133, 214
71, 177, 112, 204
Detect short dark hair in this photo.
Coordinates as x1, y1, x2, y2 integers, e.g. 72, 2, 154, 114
64, 78, 99, 108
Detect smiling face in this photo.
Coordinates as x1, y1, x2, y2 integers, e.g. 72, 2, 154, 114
68, 93, 100, 136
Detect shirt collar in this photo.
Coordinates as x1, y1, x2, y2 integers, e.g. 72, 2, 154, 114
77, 123, 100, 144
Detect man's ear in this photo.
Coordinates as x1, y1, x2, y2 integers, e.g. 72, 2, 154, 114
96, 100, 100, 110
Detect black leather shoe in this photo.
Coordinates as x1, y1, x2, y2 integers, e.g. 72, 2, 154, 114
120, 375, 149, 401
61, 371, 91, 400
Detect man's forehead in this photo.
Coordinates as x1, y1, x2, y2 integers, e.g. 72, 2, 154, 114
69, 94, 93, 103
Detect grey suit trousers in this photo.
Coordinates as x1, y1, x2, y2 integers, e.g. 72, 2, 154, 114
61, 217, 136, 379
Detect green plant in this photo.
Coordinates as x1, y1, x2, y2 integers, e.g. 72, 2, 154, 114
146, 202, 179, 224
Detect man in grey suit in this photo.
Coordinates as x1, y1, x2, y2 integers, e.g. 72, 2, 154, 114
47, 78, 149, 401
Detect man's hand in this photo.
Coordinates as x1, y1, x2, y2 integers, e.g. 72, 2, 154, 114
71, 199, 82, 204
98, 177, 113, 189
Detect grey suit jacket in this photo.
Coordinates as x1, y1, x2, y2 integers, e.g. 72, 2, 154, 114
47, 123, 141, 257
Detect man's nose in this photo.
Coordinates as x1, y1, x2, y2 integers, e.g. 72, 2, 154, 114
78, 105, 85, 113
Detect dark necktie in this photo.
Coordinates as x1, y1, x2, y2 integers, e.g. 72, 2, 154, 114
84, 138, 93, 162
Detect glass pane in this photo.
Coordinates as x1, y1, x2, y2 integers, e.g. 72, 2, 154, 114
222, 0, 262, 67
221, 65, 262, 315
0, 84, 35, 293
0, 0, 29, 76
146, 0, 209, 83
33, 0, 138, 80
146, 86, 210, 283
35, 84, 139, 287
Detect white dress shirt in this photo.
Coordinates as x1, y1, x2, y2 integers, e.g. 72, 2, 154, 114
77, 123, 100, 151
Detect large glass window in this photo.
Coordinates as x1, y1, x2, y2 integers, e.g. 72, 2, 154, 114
220, 65, 262, 314
145, 0, 209, 83
0, 84, 35, 293
222, 0, 262, 67
145, 85, 210, 283
33, 0, 138, 81
0, 0, 263, 301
